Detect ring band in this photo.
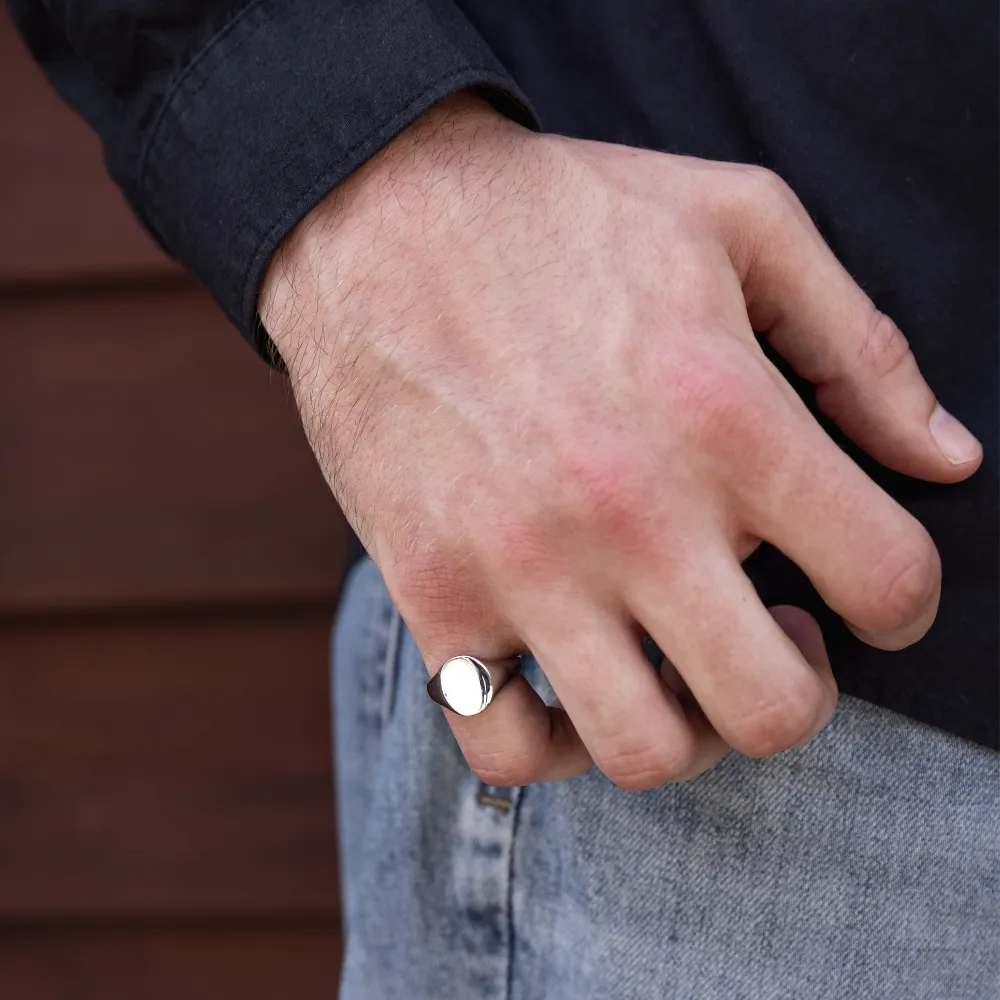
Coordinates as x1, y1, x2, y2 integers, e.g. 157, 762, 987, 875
426, 654, 523, 716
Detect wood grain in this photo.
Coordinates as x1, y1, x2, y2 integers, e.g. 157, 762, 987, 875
0, 10, 176, 283
0, 611, 343, 920
0, 283, 349, 614
1, 13, 353, 994
0, 925, 343, 1000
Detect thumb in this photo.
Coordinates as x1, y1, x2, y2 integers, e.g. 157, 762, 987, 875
723, 168, 982, 483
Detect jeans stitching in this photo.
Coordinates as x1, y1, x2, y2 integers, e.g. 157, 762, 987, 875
504, 785, 524, 1000
380, 604, 404, 729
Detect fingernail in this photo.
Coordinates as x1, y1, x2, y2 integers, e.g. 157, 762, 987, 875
929, 404, 982, 465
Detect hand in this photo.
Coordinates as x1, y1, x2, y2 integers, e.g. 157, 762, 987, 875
259, 93, 981, 789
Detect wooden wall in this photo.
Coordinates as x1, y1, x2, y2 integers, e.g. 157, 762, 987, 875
0, 12, 349, 997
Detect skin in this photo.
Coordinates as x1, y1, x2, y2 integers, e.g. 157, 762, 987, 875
259, 93, 982, 791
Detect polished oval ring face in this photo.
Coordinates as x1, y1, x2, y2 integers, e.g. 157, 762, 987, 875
437, 656, 493, 716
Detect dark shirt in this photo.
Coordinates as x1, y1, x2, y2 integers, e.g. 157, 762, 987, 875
8, 0, 997, 747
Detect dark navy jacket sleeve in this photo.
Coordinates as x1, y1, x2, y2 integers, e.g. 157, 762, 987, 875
6, 0, 537, 361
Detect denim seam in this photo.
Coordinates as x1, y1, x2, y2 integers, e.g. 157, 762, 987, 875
380, 605, 404, 729
504, 785, 525, 1000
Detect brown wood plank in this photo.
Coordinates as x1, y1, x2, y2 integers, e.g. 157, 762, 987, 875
0, 283, 349, 613
0, 10, 177, 283
0, 611, 343, 919
0, 925, 343, 1000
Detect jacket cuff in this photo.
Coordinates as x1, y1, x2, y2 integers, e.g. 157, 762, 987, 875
132, 0, 538, 363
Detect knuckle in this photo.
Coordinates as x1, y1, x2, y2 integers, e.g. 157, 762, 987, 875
388, 544, 494, 646
737, 164, 798, 218
468, 746, 540, 788
726, 687, 821, 757
716, 165, 805, 276
476, 516, 548, 580
597, 735, 694, 792
390, 548, 453, 617
858, 307, 913, 382
862, 532, 941, 633
554, 441, 652, 539
668, 357, 770, 454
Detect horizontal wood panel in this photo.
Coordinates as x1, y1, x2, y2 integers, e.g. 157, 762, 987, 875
0, 11, 176, 283
0, 283, 349, 613
0, 612, 343, 919
0, 925, 342, 1000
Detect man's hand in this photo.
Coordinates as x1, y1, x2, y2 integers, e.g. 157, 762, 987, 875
259, 93, 981, 789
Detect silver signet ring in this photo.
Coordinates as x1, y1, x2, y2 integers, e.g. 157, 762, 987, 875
426, 655, 523, 716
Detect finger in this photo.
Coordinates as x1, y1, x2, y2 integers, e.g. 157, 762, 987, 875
418, 637, 594, 787
735, 401, 941, 650
627, 543, 838, 758
520, 601, 728, 790
716, 166, 982, 481
644, 590, 837, 694
765, 605, 838, 746
767, 604, 836, 701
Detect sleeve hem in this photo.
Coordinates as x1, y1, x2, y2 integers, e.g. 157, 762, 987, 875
245, 66, 536, 367
132, 0, 539, 364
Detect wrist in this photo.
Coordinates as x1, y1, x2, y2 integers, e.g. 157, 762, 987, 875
257, 90, 527, 371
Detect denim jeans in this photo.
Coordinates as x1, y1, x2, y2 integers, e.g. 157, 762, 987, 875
333, 557, 999, 1000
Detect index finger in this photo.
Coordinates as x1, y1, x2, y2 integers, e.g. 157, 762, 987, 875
734, 394, 941, 650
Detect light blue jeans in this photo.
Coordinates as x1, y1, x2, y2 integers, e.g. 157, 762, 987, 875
333, 557, 999, 1000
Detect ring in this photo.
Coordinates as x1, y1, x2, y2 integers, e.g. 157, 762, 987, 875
426, 654, 523, 716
